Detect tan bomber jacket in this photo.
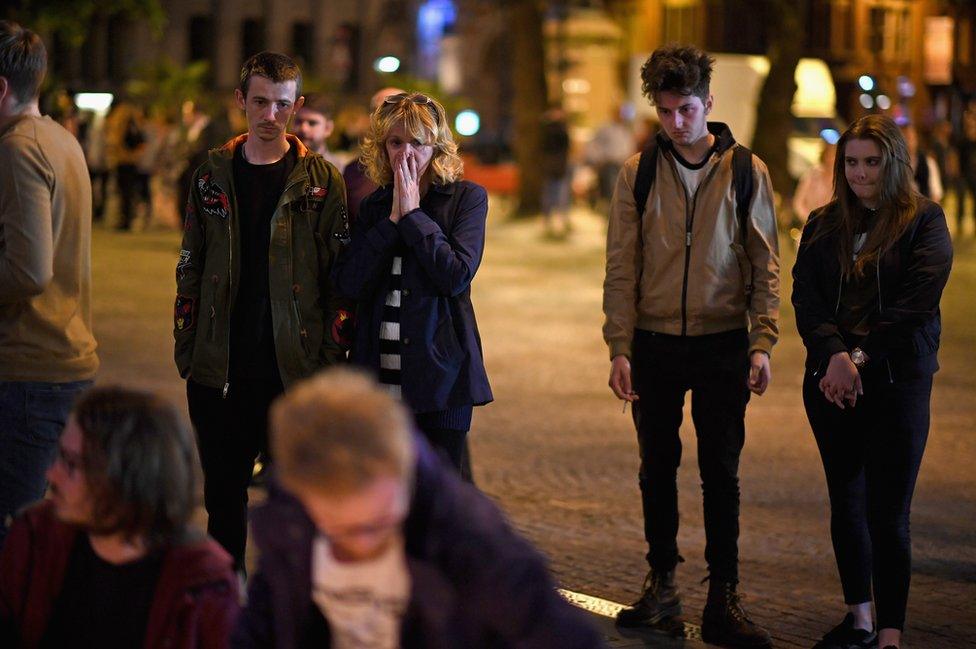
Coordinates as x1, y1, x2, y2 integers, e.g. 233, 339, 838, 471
602, 124, 779, 360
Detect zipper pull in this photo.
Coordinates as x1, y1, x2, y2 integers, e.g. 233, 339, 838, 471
222, 382, 230, 399
686, 231, 692, 247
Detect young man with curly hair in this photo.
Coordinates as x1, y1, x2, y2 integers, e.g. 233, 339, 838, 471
603, 44, 779, 648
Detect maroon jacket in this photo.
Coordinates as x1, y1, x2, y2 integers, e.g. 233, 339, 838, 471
0, 501, 239, 648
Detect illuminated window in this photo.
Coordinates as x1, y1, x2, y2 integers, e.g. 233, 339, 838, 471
662, 0, 703, 45
416, 0, 457, 81
867, 1, 913, 63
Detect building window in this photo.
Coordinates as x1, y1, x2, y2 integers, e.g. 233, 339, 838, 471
867, 2, 913, 63
242, 18, 265, 61
189, 15, 214, 63
662, 0, 703, 45
292, 22, 314, 69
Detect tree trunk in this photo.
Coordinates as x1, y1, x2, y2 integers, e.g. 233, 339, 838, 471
510, 0, 549, 216
750, 0, 804, 199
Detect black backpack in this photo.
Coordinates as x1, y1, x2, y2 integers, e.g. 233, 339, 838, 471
632, 140, 755, 243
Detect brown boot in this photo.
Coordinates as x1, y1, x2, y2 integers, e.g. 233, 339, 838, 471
701, 580, 771, 648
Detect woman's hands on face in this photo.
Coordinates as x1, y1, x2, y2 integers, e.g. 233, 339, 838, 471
389, 151, 421, 224
819, 351, 863, 409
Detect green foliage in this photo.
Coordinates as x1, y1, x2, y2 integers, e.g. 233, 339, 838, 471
5, 0, 165, 46
126, 58, 210, 119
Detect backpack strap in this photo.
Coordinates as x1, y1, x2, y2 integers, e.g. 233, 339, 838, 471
632, 140, 659, 218
731, 144, 754, 243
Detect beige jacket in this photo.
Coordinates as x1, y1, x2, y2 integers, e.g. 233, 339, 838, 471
0, 115, 98, 381
602, 127, 779, 360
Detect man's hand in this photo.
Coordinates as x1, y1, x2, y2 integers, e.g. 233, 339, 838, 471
748, 350, 771, 396
819, 351, 862, 409
609, 355, 638, 402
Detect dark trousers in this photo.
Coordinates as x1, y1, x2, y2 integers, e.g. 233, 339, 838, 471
803, 368, 932, 631
416, 422, 471, 482
630, 328, 750, 583
0, 380, 92, 549
187, 378, 283, 570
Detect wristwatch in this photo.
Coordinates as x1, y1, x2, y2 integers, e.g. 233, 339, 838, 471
850, 347, 868, 369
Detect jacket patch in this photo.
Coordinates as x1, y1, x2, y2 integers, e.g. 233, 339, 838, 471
331, 308, 354, 349
198, 173, 230, 219
309, 186, 327, 199
175, 295, 195, 331
176, 249, 192, 280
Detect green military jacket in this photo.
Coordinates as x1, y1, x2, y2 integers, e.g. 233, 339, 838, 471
174, 134, 352, 390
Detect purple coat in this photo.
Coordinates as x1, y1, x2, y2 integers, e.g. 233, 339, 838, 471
233, 438, 605, 648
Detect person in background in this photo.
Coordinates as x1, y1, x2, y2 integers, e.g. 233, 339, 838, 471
293, 93, 345, 169
333, 92, 492, 479
0, 387, 239, 647
0, 20, 98, 549
793, 115, 952, 649
899, 122, 943, 203
792, 142, 837, 227
586, 107, 634, 210
234, 368, 604, 649
540, 107, 572, 236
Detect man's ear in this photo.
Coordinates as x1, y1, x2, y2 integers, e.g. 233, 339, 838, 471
0, 77, 9, 107
704, 94, 713, 115
234, 88, 246, 111
294, 95, 305, 112
323, 118, 335, 138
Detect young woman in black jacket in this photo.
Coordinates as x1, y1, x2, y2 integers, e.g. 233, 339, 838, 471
792, 115, 952, 649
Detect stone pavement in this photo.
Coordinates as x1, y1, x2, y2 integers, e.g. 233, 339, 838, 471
91, 203, 976, 648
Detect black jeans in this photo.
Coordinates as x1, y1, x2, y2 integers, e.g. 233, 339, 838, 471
804, 368, 932, 631
187, 377, 283, 570
630, 328, 750, 583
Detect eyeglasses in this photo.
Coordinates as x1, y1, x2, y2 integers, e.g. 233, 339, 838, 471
383, 93, 434, 107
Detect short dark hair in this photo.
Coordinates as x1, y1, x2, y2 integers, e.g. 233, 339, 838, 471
0, 21, 47, 105
74, 387, 199, 549
300, 93, 333, 119
239, 51, 302, 100
640, 44, 714, 105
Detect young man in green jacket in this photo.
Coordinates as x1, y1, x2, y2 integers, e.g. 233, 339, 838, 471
174, 51, 351, 571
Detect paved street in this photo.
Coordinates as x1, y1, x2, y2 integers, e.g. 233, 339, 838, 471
92, 203, 976, 648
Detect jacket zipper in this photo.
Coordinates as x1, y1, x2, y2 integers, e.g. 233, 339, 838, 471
877, 257, 894, 383
671, 155, 722, 336
223, 217, 232, 399
208, 275, 218, 341
292, 285, 310, 357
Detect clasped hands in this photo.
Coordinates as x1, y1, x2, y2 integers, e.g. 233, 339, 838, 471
389, 151, 422, 223
819, 351, 863, 409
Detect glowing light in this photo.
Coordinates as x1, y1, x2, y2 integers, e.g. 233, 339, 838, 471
859, 94, 874, 109
858, 75, 875, 92
562, 78, 591, 94
876, 94, 892, 110
74, 92, 113, 114
820, 128, 841, 145
374, 56, 401, 73
455, 110, 480, 136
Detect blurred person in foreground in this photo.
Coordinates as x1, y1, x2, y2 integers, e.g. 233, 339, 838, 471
234, 368, 604, 648
175, 50, 351, 573
604, 45, 778, 648
0, 387, 238, 647
342, 86, 405, 223
333, 92, 491, 479
793, 115, 952, 649
0, 20, 98, 549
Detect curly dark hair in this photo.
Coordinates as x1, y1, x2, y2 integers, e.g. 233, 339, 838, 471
640, 44, 714, 104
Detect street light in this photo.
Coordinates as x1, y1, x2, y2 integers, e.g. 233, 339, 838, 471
455, 110, 480, 136
374, 56, 401, 73
858, 75, 875, 92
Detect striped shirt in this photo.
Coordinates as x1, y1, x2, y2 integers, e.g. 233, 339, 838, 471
379, 255, 403, 397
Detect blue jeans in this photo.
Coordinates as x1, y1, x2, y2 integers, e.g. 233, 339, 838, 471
0, 380, 92, 549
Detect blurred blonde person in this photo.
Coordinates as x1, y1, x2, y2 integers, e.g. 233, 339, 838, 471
793, 142, 836, 225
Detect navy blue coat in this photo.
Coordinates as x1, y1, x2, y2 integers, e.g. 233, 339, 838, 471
332, 180, 493, 413
233, 438, 606, 649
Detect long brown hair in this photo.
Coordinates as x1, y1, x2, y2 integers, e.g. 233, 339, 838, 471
74, 387, 199, 549
824, 114, 918, 277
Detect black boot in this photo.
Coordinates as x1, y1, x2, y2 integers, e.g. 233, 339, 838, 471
701, 580, 772, 648
615, 568, 682, 628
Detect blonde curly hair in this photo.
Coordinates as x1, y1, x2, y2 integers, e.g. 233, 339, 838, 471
360, 92, 464, 187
